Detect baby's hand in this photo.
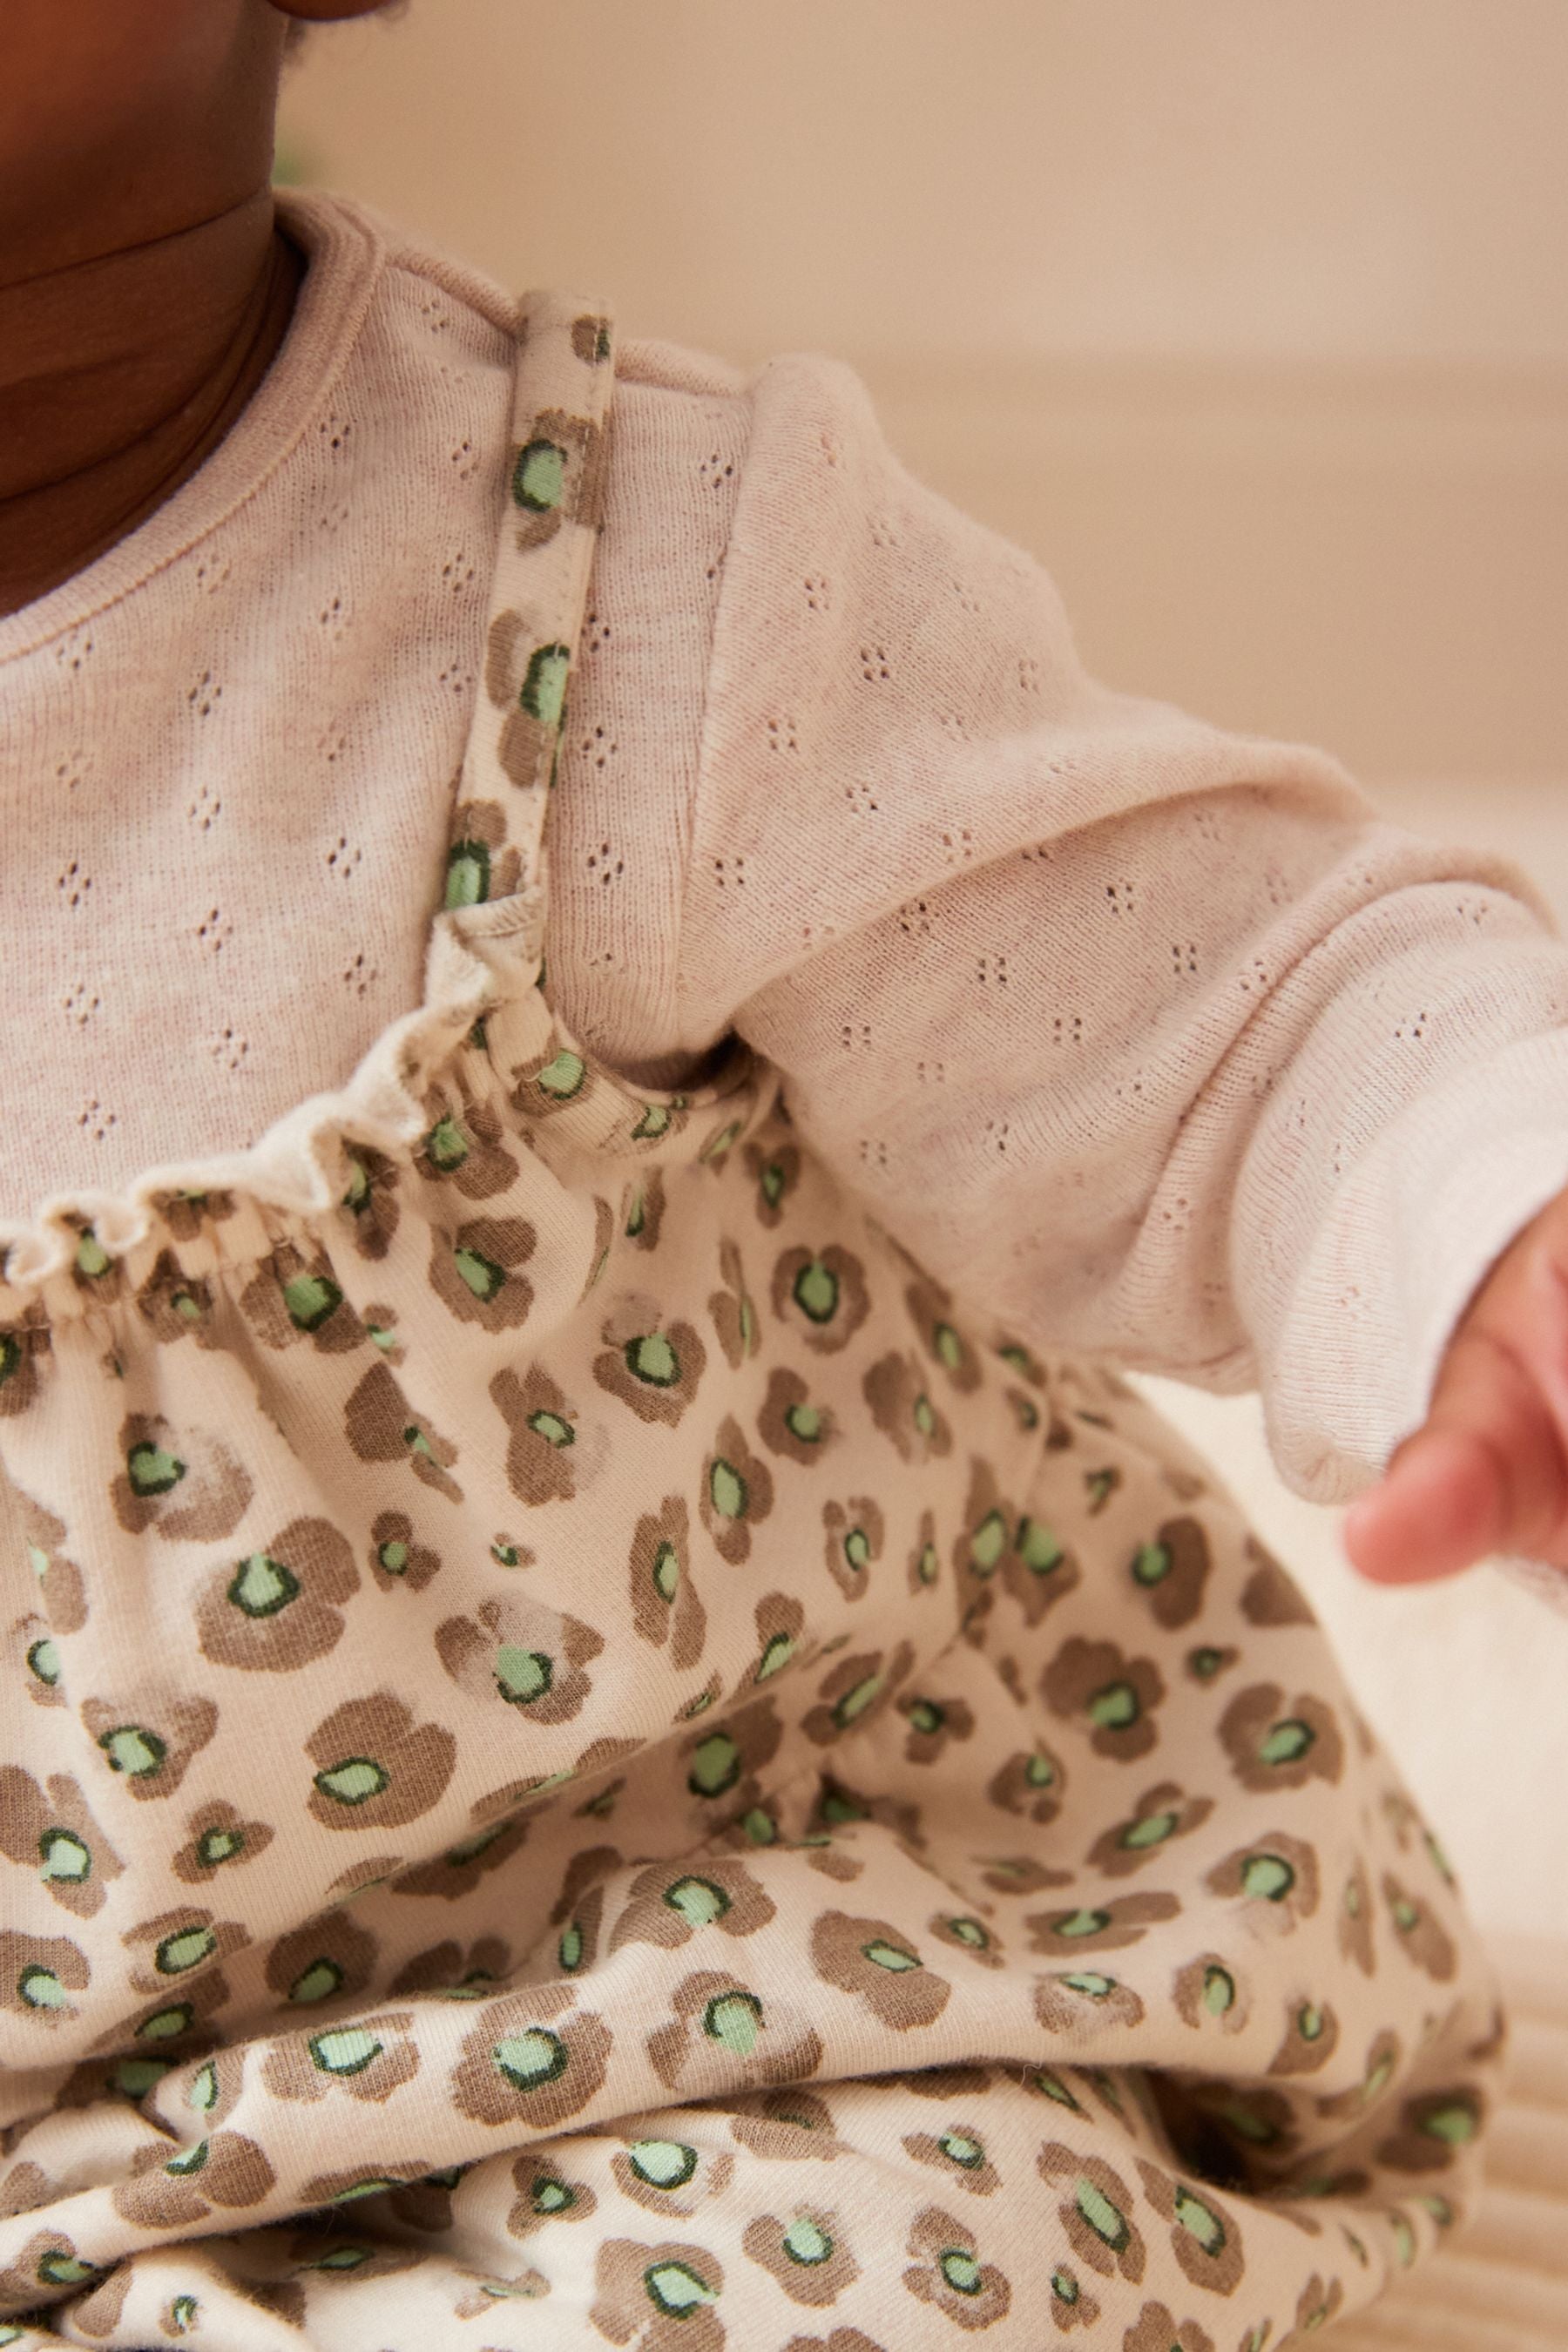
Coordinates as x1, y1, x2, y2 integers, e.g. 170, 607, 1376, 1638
1344, 1184, 1568, 1585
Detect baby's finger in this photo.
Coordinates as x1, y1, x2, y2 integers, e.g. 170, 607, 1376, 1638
1342, 1326, 1568, 1584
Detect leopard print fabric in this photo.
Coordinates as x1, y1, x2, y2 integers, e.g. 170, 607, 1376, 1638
0, 294, 1501, 2349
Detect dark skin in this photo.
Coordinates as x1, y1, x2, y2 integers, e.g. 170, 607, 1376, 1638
5, 0, 1566, 1592
0, 0, 384, 618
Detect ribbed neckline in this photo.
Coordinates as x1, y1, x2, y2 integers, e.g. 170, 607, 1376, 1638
0, 189, 383, 668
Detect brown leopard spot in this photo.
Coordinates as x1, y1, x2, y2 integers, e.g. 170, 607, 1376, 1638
238, 1244, 362, 1355
1038, 2146, 1147, 2282
111, 2130, 275, 2230
727, 2089, 842, 2162
610, 1859, 776, 1954
821, 1495, 886, 1601
343, 1362, 463, 1499
902, 2126, 1002, 2197
195, 1515, 359, 1673
986, 1743, 1067, 1826
12, 1495, 88, 1632
1205, 1835, 1321, 1932
451, 1993, 612, 2129
0, 1928, 90, 2024
1267, 1997, 1341, 2076
429, 1213, 537, 1331
1126, 1517, 1213, 1629
173, 1797, 274, 1885
1239, 1540, 1315, 1626
1089, 1781, 1213, 1878
490, 1360, 614, 1506
436, 1593, 603, 1727
419, 1092, 520, 1199
263, 2007, 421, 2107
121, 1906, 247, 1997
902, 2203, 1011, 2328
1375, 2083, 1484, 2173
647, 1967, 823, 2097
904, 1275, 986, 1394
0, 1767, 122, 1918
1034, 1971, 1146, 2036
80, 1688, 218, 1802
591, 2234, 725, 2351
1382, 1872, 1458, 1982
770, 1243, 871, 1356
368, 1508, 442, 1593
1025, 1889, 1180, 1957
808, 1911, 950, 2031
507, 2152, 599, 2239
864, 1350, 954, 1466
1218, 1684, 1345, 1794
110, 1413, 253, 1541
697, 1412, 776, 1565
743, 2206, 860, 2305
264, 1910, 380, 2011
305, 1693, 456, 1832
1137, 2160, 1246, 2295
1125, 2303, 1215, 2352
628, 1494, 706, 1668
801, 1646, 913, 1749
1173, 1952, 1254, 2037
1042, 1637, 1165, 1761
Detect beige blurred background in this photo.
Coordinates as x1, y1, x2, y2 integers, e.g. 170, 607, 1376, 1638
281, 0, 1568, 1937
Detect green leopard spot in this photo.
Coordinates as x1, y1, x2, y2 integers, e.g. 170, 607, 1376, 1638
1297, 2004, 1325, 2041
908, 1699, 945, 1735
495, 1646, 553, 1706
521, 643, 571, 728
377, 1538, 410, 1577
558, 1922, 584, 1971
630, 2139, 698, 2189
1345, 1878, 1363, 1916
1393, 1898, 1421, 1932
1173, 2186, 1226, 2253
783, 2217, 834, 2265
491, 2023, 571, 2098
189, 2063, 218, 2113
704, 1990, 763, 2054
821, 1789, 865, 1825
157, 1927, 216, 1976
17, 1966, 68, 2010
445, 841, 490, 909
1259, 1719, 1315, 1766
37, 2253, 98, 2288
1075, 2177, 1130, 2252
1122, 1809, 1178, 1849
1213, 2096, 1278, 2146
833, 1673, 882, 1727
666, 1876, 730, 1931
842, 1526, 871, 1572
101, 1725, 166, 1777
939, 2249, 982, 2295
946, 1916, 990, 1949
940, 2132, 984, 2169
1062, 1971, 1117, 1998
917, 1542, 939, 1584
650, 1540, 680, 1603
527, 1409, 574, 1448
1053, 1908, 1112, 1940
793, 1260, 839, 1322
1362, 2052, 1395, 2104
74, 1229, 111, 1278
127, 1441, 186, 1496
227, 1552, 301, 1618
165, 2139, 210, 2178
760, 1160, 786, 1206
756, 1630, 794, 1680
742, 1807, 776, 1845
332, 2177, 399, 2204
283, 1272, 341, 1332
1203, 1966, 1237, 2015
289, 1958, 344, 2005
1391, 2213, 1416, 2267
0, 1335, 20, 1388
341, 1157, 371, 1211
27, 1637, 62, 1687
1087, 1680, 1139, 1730
645, 2261, 717, 2316
970, 1510, 1009, 1575
171, 1289, 202, 1321
632, 1102, 672, 1140
114, 2057, 172, 2098
531, 2174, 576, 2214
1420, 2101, 1478, 2146
512, 437, 566, 510
195, 1826, 244, 1868
1034, 2069, 1085, 2112
455, 1247, 507, 1301
310, 2030, 382, 2077
738, 1293, 757, 1353
1188, 1646, 1226, 1679
1241, 1854, 1295, 1902
1016, 1517, 1064, 1575
932, 1321, 963, 1369
1051, 2268, 1079, 2305
312, 2247, 372, 2273
314, 1758, 389, 1807
625, 1186, 647, 1238
38, 1828, 91, 1883
785, 1401, 823, 1441
535, 1048, 585, 1099
170, 2295, 199, 2334
913, 1392, 936, 1436
709, 1457, 747, 1518
1132, 1541, 1172, 1585
425, 1116, 470, 1170
138, 2004, 194, 2041
862, 1938, 920, 1972
688, 1734, 740, 1799
626, 1332, 679, 1387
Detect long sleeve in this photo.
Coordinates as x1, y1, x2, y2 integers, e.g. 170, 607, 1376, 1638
647, 348, 1568, 1505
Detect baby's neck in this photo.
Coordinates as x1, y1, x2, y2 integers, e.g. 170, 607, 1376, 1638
0, 188, 301, 621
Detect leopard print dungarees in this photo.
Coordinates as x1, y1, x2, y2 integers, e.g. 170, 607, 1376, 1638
0, 293, 1501, 2351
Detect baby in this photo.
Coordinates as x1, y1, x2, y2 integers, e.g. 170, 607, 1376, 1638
2, 3, 1565, 2347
